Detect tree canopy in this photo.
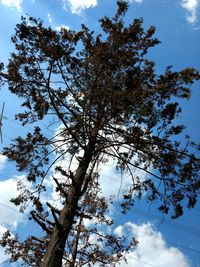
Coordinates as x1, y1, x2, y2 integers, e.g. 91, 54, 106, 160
0, 1, 200, 266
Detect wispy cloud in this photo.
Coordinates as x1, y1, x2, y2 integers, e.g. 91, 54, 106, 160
181, 0, 200, 24
0, 0, 22, 12
115, 222, 190, 267
62, 0, 97, 14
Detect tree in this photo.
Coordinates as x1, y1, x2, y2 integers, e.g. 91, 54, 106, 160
0, 1, 200, 266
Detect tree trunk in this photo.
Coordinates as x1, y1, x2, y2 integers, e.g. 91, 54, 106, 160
40, 146, 94, 267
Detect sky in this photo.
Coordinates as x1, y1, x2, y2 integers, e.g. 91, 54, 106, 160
0, 0, 200, 266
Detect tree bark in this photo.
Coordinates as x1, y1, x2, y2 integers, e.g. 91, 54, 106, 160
40, 145, 94, 267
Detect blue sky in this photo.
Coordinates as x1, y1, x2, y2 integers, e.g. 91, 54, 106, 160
0, 0, 200, 266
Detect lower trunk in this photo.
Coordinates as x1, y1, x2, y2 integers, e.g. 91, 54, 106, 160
40, 148, 94, 267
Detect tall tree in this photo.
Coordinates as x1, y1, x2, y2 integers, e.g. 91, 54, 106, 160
0, 1, 200, 266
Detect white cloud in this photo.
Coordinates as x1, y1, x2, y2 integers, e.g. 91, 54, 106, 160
55, 24, 70, 31
0, 177, 25, 227
0, 0, 22, 12
99, 155, 147, 202
0, 154, 7, 171
47, 13, 69, 32
99, 158, 133, 200
0, 177, 26, 265
47, 13, 53, 25
114, 222, 190, 267
181, 0, 200, 24
62, 0, 97, 14
47, 14, 70, 32
62, 0, 144, 13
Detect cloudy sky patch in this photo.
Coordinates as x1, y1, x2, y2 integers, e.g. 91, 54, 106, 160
115, 222, 190, 267
0, 177, 25, 228
181, 0, 200, 24
0, 154, 7, 171
0, 0, 22, 11
62, 0, 97, 14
